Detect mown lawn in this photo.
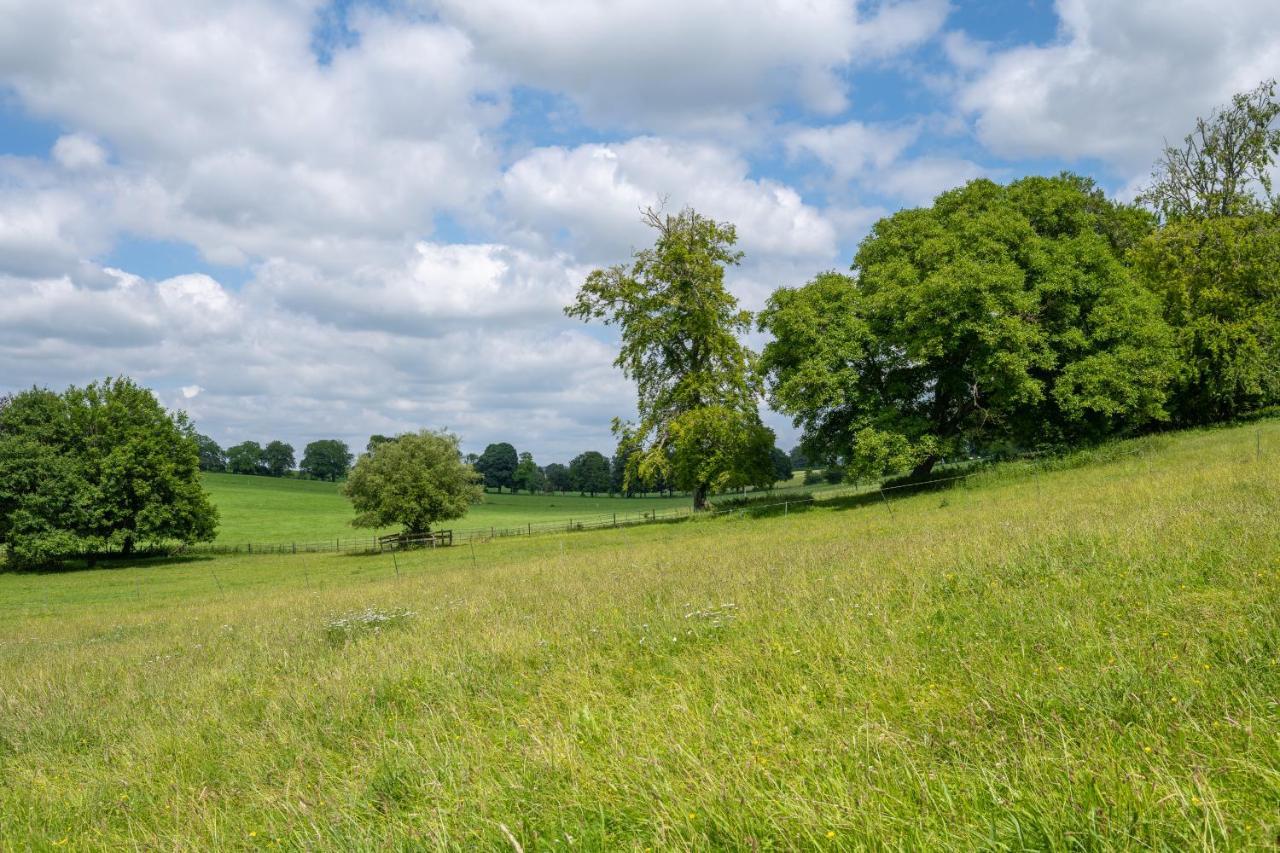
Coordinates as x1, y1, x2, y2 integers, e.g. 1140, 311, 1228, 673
1, 420, 1277, 849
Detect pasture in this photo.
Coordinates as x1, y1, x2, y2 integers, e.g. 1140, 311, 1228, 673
1, 420, 1278, 848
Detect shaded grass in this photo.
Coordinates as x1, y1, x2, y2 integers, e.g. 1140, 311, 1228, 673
0, 420, 1277, 849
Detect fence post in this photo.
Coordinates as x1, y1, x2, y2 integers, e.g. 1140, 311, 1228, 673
613, 513, 617, 528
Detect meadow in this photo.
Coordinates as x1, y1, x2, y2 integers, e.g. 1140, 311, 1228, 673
2, 419, 1278, 849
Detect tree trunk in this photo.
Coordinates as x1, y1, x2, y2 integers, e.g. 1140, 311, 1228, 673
911, 454, 939, 479
121, 534, 135, 556
693, 483, 710, 511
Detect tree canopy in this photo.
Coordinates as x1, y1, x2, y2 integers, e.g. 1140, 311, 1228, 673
196, 434, 226, 472
513, 451, 545, 494
760, 175, 1176, 478
543, 462, 573, 493
0, 377, 217, 568
262, 440, 295, 477
300, 439, 352, 481
343, 431, 482, 534
474, 442, 518, 492
566, 206, 775, 508
226, 441, 265, 475
569, 451, 612, 496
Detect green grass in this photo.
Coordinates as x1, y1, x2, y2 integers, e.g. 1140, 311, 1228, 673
201, 471, 842, 545
3, 420, 1279, 849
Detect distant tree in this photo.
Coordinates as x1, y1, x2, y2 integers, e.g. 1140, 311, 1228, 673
0, 377, 217, 568
544, 462, 572, 493
760, 175, 1177, 479
226, 441, 265, 475
262, 440, 295, 477
1139, 79, 1279, 221
475, 442, 518, 492
196, 433, 226, 472
569, 451, 612, 496
770, 446, 793, 485
464, 452, 480, 466
1132, 214, 1280, 422
344, 431, 482, 534
513, 451, 545, 494
300, 439, 353, 481
566, 206, 775, 509
788, 445, 809, 470
612, 439, 642, 496
366, 434, 393, 454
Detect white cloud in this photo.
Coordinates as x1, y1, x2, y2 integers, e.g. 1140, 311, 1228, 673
52, 134, 107, 171
875, 156, 992, 206
959, 0, 1280, 172
786, 121, 921, 181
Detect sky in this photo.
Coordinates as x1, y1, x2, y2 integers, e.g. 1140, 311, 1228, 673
1, 0, 1278, 463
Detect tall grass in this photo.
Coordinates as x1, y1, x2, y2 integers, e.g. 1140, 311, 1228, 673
1, 420, 1277, 849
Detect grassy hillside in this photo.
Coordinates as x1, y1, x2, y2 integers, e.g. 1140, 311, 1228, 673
2, 420, 1278, 848
201, 470, 836, 545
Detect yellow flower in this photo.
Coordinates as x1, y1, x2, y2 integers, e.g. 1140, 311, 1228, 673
827, 830, 836, 838
1143, 746, 1152, 753
688, 813, 696, 820
250, 831, 257, 837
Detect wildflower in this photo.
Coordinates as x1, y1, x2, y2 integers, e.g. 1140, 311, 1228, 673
1143, 746, 1152, 753
250, 831, 257, 837
688, 812, 696, 820
827, 830, 836, 838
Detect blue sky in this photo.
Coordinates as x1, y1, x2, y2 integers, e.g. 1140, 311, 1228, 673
1, 0, 1277, 461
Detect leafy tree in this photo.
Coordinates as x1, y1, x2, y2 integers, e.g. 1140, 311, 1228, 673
344, 431, 482, 534
569, 451, 612, 496
367, 434, 393, 453
262, 440, 295, 477
760, 175, 1177, 479
300, 439, 352, 481
475, 442, 518, 492
196, 434, 226, 472
566, 206, 775, 509
1139, 80, 1279, 221
0, 377, 217, 568
770, 446, 793, 485
513, 451, 545, 494
543, 462, 572, 493
788, 445, 809, 470
1132, 214, 1280, 422
226, 441, 265, 475
612, 440, 642, 496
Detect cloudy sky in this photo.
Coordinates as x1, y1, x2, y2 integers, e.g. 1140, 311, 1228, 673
1, 0, 1277, 461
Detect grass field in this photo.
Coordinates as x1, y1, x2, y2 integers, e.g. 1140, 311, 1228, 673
3, 420, 1279, 848
201, 470, 832, 545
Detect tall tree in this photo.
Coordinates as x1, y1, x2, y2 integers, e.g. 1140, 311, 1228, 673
569, 451, 612, 496
1132, 214, 1280, 422
760, 175, 1177, 478
262, 440, 295, 477
300, 439, 352, 481
226, 441, 265, 475
344, 431, 482, 534
513, 451, 545, 494
770, 446, 793, 485
788, 445, 809, 470
543, 462, 572, 493
566, 206, 775, 509
0, 378, 217, 567
475, 442, 518, 492
366, 434, 393, 453
1139, 79, 1279, 221
196, 434, 226, 472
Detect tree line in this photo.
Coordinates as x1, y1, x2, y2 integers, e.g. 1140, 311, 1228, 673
196, 435, 353, 481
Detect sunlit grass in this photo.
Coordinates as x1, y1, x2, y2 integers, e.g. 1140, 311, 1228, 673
2, 420, 1277, 849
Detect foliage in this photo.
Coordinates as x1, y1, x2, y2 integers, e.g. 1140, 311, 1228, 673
262, 441, 295, 477
512, 452, 545, 494
475, 442, 518, 493
0, 377, 217, 567
760, 175, 1177, 478
769, 446, 793, 485
342, 431, 481, 534
300, 439, 352, 481
788, 445, 809, 470
196, 434, 226, 472
226, 441, 265, 475
1132, 214, 1280, 422
543, 462, 573, 493
566, 206, 774, 508
1139, 79, 1280, 221
569, 451, 611, 496
366, 434, 393, 453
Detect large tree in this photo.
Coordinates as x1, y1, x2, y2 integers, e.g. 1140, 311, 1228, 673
543, 462, 572, 493
344, 431, 482, 535
566, 206, 775, 509
226, 441, 265, 475
475, 442, 518, 492
569, 451, 612, 496
759, 175, 1177, 478
1132, 214, 1280, 423
0, 378, 218, 568
1139, 79, 1279, 221
196, 434, 226, 472
513, 451, 545, 494
262, 440, 295, 477
300, 439, 352, 481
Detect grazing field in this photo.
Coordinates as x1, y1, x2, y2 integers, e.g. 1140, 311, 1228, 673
201, 471, 832, 545
2, 420, 1278, 849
